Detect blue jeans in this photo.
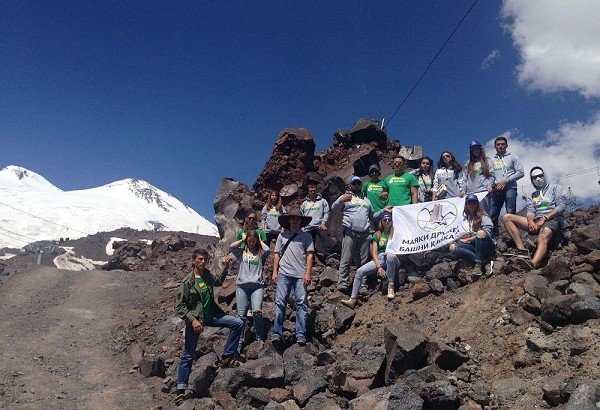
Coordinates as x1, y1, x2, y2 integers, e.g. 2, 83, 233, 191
490, 187, 517, 231
177, 312, 243, 390
452, 235, 494, 263
236, 285, 266, 346
273, 273, 307, 341
350, 252, 400, 298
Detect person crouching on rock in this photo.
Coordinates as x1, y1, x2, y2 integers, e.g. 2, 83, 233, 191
450, 194, 495, 278
271, 209, 314, 346
229, 230, 270, 351
236, 210, 268, 243
175, 249, 244, 404
341, 211, 400, 308
502, 167, 566, 269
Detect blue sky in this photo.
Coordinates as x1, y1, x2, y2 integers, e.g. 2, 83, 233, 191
2, 1, 599, 219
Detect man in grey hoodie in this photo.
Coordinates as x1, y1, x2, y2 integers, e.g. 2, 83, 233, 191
300, 182, 331, 261
502, 167, 566, 268
489, 136, 524, 236
331, 176, 380, 293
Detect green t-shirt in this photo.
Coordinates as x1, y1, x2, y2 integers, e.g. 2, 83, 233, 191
371, 231, 389, 253
383, 172, 419, 206
195, 276, 215, 323
362, 180, 387, 212
236, 227, 267, 242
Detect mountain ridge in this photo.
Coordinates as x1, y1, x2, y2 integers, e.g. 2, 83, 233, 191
0, 165, 218, 248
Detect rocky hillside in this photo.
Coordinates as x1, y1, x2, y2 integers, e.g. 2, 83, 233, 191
104, 121, 599, 409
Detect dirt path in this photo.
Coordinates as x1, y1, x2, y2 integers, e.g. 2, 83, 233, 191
0, 266, 173, 409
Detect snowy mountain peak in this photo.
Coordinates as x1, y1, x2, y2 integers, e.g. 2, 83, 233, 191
0, 166, 218, 249
103, 178, 177, 212
0, 165, 61, 192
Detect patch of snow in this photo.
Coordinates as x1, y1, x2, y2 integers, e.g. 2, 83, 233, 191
0, 253, 16, 261
53, 247, 107, 271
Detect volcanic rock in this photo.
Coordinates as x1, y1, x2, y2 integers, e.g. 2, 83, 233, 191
347, 384, 423, 410
384, 324, 428, 384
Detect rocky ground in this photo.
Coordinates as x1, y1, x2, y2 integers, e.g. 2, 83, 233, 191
2, 121, 598, 409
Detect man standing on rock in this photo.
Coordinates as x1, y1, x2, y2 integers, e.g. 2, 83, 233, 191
489, 136, 524, 237
362, 164, 387, 212
272, 209, 314, 346
381, 155, 419, 207
332, 176, 381, 294
300, 182, 331, 262
175, 249, 243, 404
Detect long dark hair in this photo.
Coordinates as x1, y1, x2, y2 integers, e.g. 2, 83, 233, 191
242, 211, 259, 232
416, 156, 435, 180
437, 151, 462, 179
243, 230, 263, 259
467, 147, 492, 179
463, 200, 484, 230
266, 189, 283, 212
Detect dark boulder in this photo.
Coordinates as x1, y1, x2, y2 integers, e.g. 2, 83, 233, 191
541, 294, 583, 326
384, 324, 428, 384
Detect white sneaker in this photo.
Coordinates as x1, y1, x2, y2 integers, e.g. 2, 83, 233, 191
387, 283, 395, 300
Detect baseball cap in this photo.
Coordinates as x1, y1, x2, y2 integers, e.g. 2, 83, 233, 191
368, 164, 381, 175
469, 140, 482, 148
349, 175, 362, 184
465, 193, 479, 203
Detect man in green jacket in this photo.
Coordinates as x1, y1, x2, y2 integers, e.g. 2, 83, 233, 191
175, 249, 243, 403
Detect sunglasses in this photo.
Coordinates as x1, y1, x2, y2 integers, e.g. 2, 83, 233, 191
533, 175, 544, 179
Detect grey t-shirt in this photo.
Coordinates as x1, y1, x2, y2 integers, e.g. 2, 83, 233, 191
230, 244, 269, 286
274, 231, 314, 278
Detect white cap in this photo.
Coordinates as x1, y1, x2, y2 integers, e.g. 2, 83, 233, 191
531, 169, 544, 177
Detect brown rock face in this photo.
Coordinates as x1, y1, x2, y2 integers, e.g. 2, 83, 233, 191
253, 128, 316, 194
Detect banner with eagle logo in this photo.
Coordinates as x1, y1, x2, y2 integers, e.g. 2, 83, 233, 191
386, 192, 489, 254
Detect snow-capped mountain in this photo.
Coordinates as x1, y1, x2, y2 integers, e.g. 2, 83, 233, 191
0, 165, 218, 249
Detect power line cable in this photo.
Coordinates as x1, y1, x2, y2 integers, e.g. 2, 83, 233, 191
0, 200, 89, 235
519, 166, 599, 190
0, 226, 39, 243
385, 0, 480, 128
0, 230, 30, 245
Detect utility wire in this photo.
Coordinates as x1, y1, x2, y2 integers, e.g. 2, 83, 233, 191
0, 200, 89, 235
519, 166, 599, 190
386, 0, 480, 128
0, 230, 30, 245
0, 226, 39, 243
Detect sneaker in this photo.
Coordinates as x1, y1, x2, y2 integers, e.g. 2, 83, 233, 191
297, 337, 307, 346
387, 283, 395, 300
271, 336, 282, 346
484, 261, 493, 277
341, 297, 357, 309
472, 262, 483, 277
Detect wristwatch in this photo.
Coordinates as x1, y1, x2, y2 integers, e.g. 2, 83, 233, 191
543, 215, 550, 221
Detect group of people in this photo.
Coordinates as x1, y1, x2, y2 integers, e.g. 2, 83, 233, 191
173, 136, 567, 402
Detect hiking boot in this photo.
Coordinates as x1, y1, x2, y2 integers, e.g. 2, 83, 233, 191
472, 262, 483, 277
341, 297, 357, 309
484, 261, 493, 277
387, 283, 395, 300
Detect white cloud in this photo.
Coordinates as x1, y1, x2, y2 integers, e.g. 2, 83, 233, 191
501, 0, 600, 97
486, 114, 600, 203
481, 49, 499, 70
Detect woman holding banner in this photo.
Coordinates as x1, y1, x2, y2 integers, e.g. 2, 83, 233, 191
450, 194, 494, 278
341, 211, 400, 308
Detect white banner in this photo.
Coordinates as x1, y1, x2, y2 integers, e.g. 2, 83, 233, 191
386, 192, 489, 254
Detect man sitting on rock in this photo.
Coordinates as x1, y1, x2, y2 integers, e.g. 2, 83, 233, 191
300, 182, 331, 262
175, 249, 243, 404
332, 176, 382, 294
503, 167, 566, 268
272, 209, 314, 346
